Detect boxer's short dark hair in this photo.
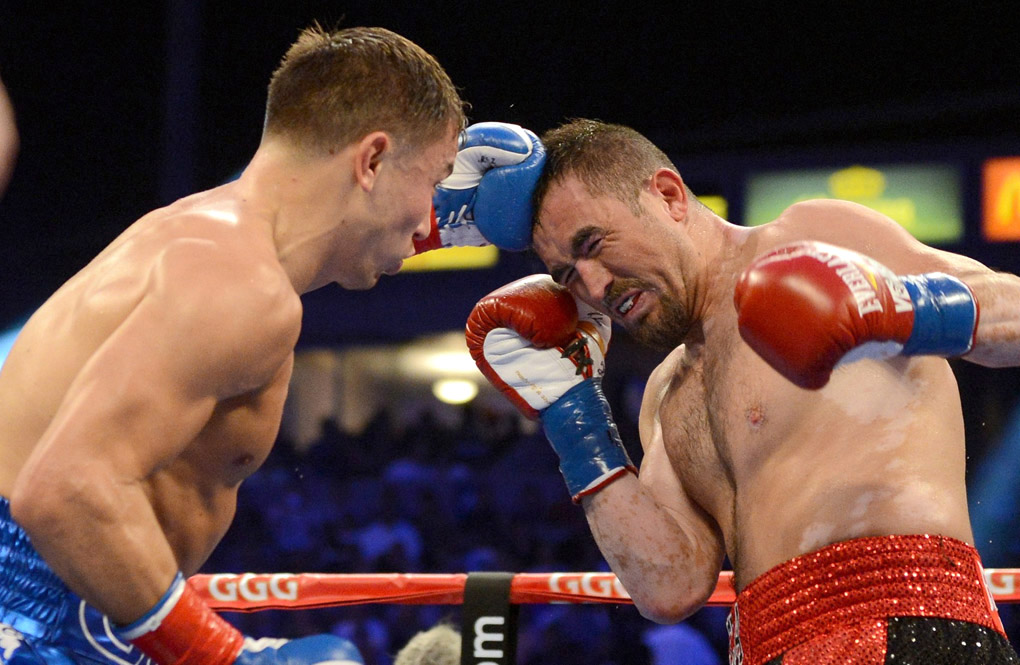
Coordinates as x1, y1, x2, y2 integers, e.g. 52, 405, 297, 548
265, 25, 466, 155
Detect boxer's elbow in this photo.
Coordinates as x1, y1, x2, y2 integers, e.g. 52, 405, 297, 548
9, 472, 60, 536
635, 599, 693, 624
10, 464, 103, 539
630, 575, 716, 624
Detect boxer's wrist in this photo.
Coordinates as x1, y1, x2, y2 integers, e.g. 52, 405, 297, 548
541, 379, 636, 503
117, 572, 244, 665
901, 273, 978, 357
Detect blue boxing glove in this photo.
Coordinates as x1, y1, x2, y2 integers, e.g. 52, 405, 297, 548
117, 572, 363, 665
236, 636, 363, 665
414, 122, 545, 253
466, 275, 637, 502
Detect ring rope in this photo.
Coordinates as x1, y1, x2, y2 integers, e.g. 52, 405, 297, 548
190, 569, 1020, 612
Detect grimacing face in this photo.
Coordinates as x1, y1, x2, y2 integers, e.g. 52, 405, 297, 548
533, 175, 694, 351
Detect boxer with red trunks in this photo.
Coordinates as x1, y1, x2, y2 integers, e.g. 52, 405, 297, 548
466, 118, 1020, 663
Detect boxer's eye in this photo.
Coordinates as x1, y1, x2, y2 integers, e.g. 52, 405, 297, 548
581, 237, 602, 258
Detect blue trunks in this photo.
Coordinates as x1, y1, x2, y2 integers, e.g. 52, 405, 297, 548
0, 497, 154, 665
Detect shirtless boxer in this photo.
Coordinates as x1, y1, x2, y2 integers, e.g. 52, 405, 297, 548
467, 119, 1020, 663
0, 25, 543, 665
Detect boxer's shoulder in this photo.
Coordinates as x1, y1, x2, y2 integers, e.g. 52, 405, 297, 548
767, 198, 914, 250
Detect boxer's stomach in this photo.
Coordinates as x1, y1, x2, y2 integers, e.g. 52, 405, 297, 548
726, 358, 973, 590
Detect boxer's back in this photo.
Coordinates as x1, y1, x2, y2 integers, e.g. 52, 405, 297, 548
0, 191, 300, 571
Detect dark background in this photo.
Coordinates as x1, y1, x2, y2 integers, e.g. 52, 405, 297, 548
2, 2, 1020, 329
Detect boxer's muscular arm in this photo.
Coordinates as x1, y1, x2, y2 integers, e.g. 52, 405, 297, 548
906, 250, 1020, 367
466, 276, 726, 620
9, 240, 300, 624
580, 357, 725, 624
776, 200, 1020, 367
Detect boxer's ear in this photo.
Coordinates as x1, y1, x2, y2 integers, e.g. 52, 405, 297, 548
353, 131, 391, 192
648, 169, 689, 223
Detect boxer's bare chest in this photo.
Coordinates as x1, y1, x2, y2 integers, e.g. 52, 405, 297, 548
182, 355, 294, 487
655, 331, 791, 537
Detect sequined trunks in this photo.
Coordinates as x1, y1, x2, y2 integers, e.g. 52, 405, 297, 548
727, 534, 1018, 665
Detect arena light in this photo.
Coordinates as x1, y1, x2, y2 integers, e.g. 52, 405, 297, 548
982, 156, 1020, 241
0, 321, 25, 371
697, 194, 728, 218
420, 350, 478, 375
400, 245, 500, 272
432, 378, 478, 404
396, 332, 482, 380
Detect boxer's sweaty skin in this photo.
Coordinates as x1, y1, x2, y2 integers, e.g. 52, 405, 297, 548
534, 171, 1020, 622
0, 127, 457, 625
0, 187, 301, 623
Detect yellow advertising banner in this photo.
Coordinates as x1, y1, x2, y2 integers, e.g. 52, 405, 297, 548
983, 157, 1020, 242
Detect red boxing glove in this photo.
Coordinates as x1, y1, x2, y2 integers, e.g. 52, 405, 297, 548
466, 275, 632, 501
118, 573, 363, 665
465, 274, 590, 419
734, 240, 972, 390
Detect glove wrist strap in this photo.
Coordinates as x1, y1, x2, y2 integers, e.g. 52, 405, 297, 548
117, 572, 244, 665
412, 207, 442, 254
541, 379, 636, 503
901, 273, 979, 357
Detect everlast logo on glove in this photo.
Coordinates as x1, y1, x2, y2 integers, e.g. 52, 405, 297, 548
560, 334, 594, 378
563, 310, 609, 379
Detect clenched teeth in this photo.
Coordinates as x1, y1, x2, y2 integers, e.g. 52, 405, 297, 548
617, 293, 637, 315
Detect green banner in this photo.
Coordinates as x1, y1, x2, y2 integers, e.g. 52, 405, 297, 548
745, 164, 963, 243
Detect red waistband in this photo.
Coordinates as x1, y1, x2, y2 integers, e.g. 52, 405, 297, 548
729, 534, 1003, 665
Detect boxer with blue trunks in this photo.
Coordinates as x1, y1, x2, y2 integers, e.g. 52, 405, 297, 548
0, 500, 362, 665
0, 21, 542, 665
0, 497, 156, 665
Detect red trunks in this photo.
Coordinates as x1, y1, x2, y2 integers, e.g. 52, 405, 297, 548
727, 534, 1010, 665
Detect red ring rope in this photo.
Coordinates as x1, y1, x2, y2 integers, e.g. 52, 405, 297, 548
190, 569, 1020, 612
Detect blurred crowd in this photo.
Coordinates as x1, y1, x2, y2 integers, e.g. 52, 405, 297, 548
203, 401, 1018, 664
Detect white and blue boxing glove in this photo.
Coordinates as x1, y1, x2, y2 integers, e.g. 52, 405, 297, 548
465, 275, 637, 502
116, 572, 363, 665
415, 122, 545, 254
234, 636, 362, 665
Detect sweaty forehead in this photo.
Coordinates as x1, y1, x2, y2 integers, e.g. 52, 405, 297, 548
532, 200, 576, 265
410, 132, 457, 178
436, 129, 459, 168
535, 173, 609, 240
531, 222, 564, 270
535, 176, 589, 231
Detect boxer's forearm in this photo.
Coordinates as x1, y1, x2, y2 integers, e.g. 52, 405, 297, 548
580, 475, 724, 624
961, 270, 1020, 367
11, 473, 180, 624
